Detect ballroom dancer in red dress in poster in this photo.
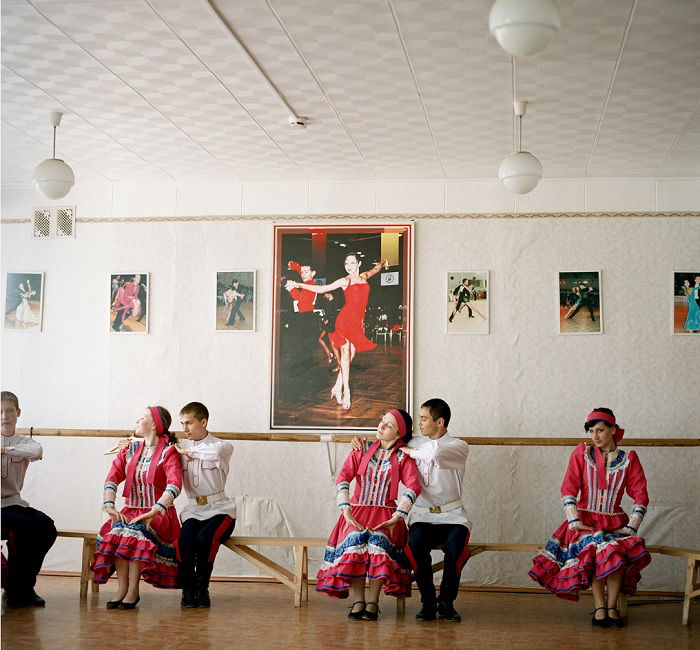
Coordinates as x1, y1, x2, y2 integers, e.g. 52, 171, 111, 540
286, 252, 387, 410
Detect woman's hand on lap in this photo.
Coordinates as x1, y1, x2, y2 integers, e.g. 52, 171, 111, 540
372, 515, 401, 532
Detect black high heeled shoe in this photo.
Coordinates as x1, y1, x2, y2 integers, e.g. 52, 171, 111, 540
118, 596, 140, 610
606, 607, 625, 628
347, 601, 366, 620
106, 598, 123, 610
591, 607, 609, 627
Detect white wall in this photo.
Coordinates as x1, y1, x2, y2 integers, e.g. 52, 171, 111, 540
1, 179, 699, 591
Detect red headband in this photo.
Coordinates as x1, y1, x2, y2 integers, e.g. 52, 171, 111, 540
149, 406, 166, 436
586, 411, 624, 443
386, 409, 407, 438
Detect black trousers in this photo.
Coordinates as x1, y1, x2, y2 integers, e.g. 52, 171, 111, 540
407, 522, 470, 605
568, 302, 595, 321
226, 301, 244, 325
1, 505, 57, 597
179, 515, 235, 586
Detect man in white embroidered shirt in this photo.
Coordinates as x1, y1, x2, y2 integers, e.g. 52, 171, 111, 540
175, 402, 235, 608
401, 398, 471, 622
1, 391, 57, 607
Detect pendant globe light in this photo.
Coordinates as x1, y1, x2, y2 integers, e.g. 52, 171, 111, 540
489, 0, 561, 58
33, 111, 75, 200
498, 100, 542, 195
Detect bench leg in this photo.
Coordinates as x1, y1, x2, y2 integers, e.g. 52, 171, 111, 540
396, 597, 406, 615
302, 546, 309, 603
682, 558, 699, 626
294, 546, 308, 608
617, 593, 628, 618
80, 540, 96, 599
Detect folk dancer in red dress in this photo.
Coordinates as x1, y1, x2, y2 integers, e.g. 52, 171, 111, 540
529, 408, 651, 628
316, 409, 421, 621
92, 406, 182, 609
286, 253, 388, 410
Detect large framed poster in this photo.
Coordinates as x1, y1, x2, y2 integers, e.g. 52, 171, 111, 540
272, 223, 413, 430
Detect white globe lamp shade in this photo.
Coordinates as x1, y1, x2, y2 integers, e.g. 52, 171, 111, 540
498, 151, 542, 194
33, 158, 75, 200
489, 0, 561, 57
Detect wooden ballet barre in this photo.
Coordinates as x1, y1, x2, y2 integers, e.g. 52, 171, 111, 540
16, 428, 700, 446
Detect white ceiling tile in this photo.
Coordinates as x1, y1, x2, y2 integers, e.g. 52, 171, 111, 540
1, 0, 698, 186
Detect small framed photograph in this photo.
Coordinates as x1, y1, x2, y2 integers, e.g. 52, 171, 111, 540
673, 272, 700, 335
558, 271, 602, 335
446, 271, 489, 334
110, 273, 148, 334
4, 272, 44, 332
216, 271, 256, 332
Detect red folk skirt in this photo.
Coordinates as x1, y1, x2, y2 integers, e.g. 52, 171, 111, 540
92, 506, 181, 589
528, 510, 651, 601
316, 505, 412, 599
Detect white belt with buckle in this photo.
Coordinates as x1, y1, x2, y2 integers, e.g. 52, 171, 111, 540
413, 499, 463, 515
189, 491, 227, 506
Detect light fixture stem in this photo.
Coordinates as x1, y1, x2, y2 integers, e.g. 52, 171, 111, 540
52, 125, 57, 159
518, 115, 522, 152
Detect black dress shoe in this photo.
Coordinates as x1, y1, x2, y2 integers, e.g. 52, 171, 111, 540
362, 602, 380, 621
606, 608, 625, 628
195, 577, 211, 608
591, 607, 609, 627
106, 599, 123, 610
5, 590, 46, 608
180, 588, 198, 608
347, 601, 366, 620
118, 596, 140, 610
437, 600, 461, 622
415, 605, 437, 621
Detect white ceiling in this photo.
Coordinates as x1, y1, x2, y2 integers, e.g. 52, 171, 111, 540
2, 0, 699, 187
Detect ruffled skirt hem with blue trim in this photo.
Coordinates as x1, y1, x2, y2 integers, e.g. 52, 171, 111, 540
528, 520, 651, 601
91, 507, 180, 589
316, 505, 411, 599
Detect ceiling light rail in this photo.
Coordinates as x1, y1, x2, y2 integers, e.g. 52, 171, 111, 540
203, 0, 308, 129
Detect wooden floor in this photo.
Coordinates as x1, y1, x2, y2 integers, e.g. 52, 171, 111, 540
2, 577, 697, 650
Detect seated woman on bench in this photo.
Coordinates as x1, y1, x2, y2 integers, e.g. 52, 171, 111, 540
92, 406, 182, 609
529, 407, 651, 628
316, 409, 420, 621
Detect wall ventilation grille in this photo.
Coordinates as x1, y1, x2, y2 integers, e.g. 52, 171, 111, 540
32, 208, 51, 239
31, 206, 76, 239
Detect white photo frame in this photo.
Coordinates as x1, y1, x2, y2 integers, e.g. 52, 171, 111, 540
216, 270, 256, 332
4, 272, 44, 332
558, 270, 602, 335
109, 273, 149, 334
673, 271, 700, 335
446, 271, 489, 335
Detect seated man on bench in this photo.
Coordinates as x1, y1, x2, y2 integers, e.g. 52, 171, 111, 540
175, 402, 235, 608
401, 398, 471, 623
1, 391, 57, 607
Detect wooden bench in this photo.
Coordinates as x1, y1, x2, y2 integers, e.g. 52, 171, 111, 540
55, 531, 699, 624
55, 530, 326, 607
55, 530, 99, 599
